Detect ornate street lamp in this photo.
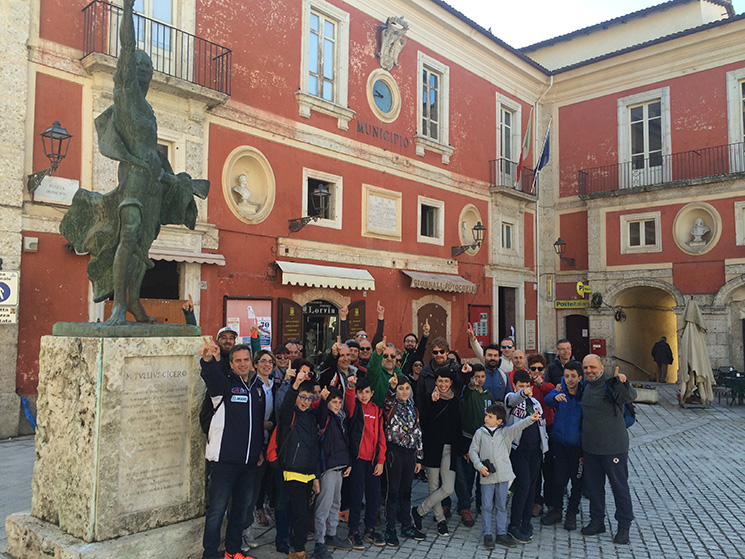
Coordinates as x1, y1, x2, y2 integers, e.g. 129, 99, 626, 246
451, 221, 486, 257
553, 236, 576, 267
27, 121, 73, 193
288, 182, 331, 232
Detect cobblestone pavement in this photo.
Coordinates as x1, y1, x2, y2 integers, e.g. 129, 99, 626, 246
2, 382, 744, 558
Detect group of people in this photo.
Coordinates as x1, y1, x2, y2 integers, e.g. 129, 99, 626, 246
197, 307, 637, 559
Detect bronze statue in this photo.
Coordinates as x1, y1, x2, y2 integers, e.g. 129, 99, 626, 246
60, 0, 208, 325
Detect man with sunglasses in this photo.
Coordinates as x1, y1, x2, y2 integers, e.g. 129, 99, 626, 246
366, 336, 402, 408
545, 339, 574, 386
273, 345, 290, 386
498, 338, 516, 376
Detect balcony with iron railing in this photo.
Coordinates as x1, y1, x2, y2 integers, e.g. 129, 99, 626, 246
578, 142, 745, 198
82, 0, 231, 95
489, 158, 537, 196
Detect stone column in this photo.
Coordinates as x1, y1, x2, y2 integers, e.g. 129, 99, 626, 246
0, 0, 30, 437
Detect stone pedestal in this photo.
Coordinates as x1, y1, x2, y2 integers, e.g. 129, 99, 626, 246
6, 335, 206, 559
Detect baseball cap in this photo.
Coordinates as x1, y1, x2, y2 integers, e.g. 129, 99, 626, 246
217, 326, 238, 338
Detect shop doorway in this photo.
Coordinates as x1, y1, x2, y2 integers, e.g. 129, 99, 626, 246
417, 302, 447, 361
302, 299, 339, 367
565, 314, 589, 361
498, 287, 517, 344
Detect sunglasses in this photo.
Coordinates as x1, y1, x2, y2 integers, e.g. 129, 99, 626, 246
357, 334, 368, 338
275, 354, 289, 359
529, 366, 544, 372
360, 346, 372, 351
432, 349, 447, 355
383, 353, 396, 358
501, 345, 513, 349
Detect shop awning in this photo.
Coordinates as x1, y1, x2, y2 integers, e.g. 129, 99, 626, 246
148, 248, 226, 266
276, 261, 375, 290
402, 270, 477, 294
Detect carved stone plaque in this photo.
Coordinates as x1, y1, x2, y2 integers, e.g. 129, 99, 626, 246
119, 355, 191, 511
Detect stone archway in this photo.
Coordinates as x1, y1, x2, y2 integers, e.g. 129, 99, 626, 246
714, 277, 745, 370
604, 278, 685, 309
611, 284, 678, 382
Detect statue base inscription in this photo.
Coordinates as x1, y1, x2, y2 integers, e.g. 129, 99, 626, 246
11, 335, 206, 549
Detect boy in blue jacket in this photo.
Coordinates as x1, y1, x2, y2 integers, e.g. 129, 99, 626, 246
542, 360, 585, 530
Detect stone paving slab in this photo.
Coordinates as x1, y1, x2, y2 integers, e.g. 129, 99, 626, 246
3, 382, 744, 559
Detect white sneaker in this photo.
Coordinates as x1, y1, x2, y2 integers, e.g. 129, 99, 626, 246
241, 527, 259, 551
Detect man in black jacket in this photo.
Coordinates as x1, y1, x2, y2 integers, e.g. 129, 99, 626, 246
199, 339, 265, 559
651, 336, 673, 383
545, 339, 574, 386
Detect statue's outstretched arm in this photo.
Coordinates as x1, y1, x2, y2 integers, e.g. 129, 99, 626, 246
116, 0, 136, 83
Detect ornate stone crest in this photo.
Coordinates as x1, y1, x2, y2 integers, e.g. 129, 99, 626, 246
378, 16, 409, 71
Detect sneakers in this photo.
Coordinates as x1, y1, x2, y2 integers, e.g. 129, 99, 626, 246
483, 534, 495, 550
523, 522, 534, 540
241, 528, 258, 551
496, 534, 517, 548
225, 553, 254, 559
437, 520, 449, 537
288, 552, 306, 559
564, 510, 577, 531
325, 534, 352, 551
411, 506, 423, 531
363, 529, 385, 547
401, 525, 426, 541
338, 509, 349, 523
507, 525, 530, 544
459, 509, 475, 527
580, 522, 606, 536
347, 532, 365, 550
540, 507, 563, 526
385, 529, 400, 547
614, 527, 630, 545
313, 544, 332, 559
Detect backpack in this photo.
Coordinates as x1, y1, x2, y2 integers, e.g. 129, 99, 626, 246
199, 393, 223, 435
604, 381, 636, 428
266, 412, 295, 468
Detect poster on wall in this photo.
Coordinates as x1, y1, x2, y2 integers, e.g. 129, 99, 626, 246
224, 298, 273, 350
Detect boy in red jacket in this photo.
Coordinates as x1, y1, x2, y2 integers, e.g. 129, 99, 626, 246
344, 375, 387, 549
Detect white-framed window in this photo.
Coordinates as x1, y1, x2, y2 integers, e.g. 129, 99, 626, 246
301, 168, 342, 230
495, 94, 522, 187
296, 0, 353, 130
501, 222, 513, 250
617, 88, 671, 188
417, 196, 444, 245
734, 201, 745, 246
620, 211, 661, 254
726, 68, 745, 172
414, 52, 453, 164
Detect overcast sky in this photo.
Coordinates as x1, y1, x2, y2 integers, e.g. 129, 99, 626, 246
444, 0, 745, 48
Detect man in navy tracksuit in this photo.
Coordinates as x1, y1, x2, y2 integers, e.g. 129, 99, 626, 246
200, 339, 266, 559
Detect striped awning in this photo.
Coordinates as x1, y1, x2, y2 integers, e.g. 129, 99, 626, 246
402, 270, 477, 294
276, 261, 375, 291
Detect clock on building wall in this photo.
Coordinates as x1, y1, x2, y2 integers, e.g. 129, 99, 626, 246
367, 69, 401, 123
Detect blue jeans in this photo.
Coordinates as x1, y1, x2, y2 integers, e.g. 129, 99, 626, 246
583, 452, 634, 529
202, 462, 256, 559
480, 482, 509, 536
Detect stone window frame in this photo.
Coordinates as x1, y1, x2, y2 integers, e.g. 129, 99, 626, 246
726, 67, 745, 172
296, 0, 354, 130
414, 51, 454, 164
500, 219, 518, 253
620, 211, 662, 254
417, 195, 445, 246
496, 93, 522, 168
302, 168, 343, 230
733, 201, 745, 246
617, 87, 671, 186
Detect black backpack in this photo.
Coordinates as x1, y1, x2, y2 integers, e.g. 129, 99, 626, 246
199, 393, 223, 435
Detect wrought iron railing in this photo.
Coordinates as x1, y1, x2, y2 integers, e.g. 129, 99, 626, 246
82, 0, 231, 95
489, 158, 537, 195
578, 141, 745, 196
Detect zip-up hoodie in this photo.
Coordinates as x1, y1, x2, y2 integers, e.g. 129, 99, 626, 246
317, 397, 351, 472
383, 387, 423, 461
201, 358, 265, 465
504, 389, 549, 453
278, 386, 321, 476
544, 377, 585, 447
345, 387, 386, 465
